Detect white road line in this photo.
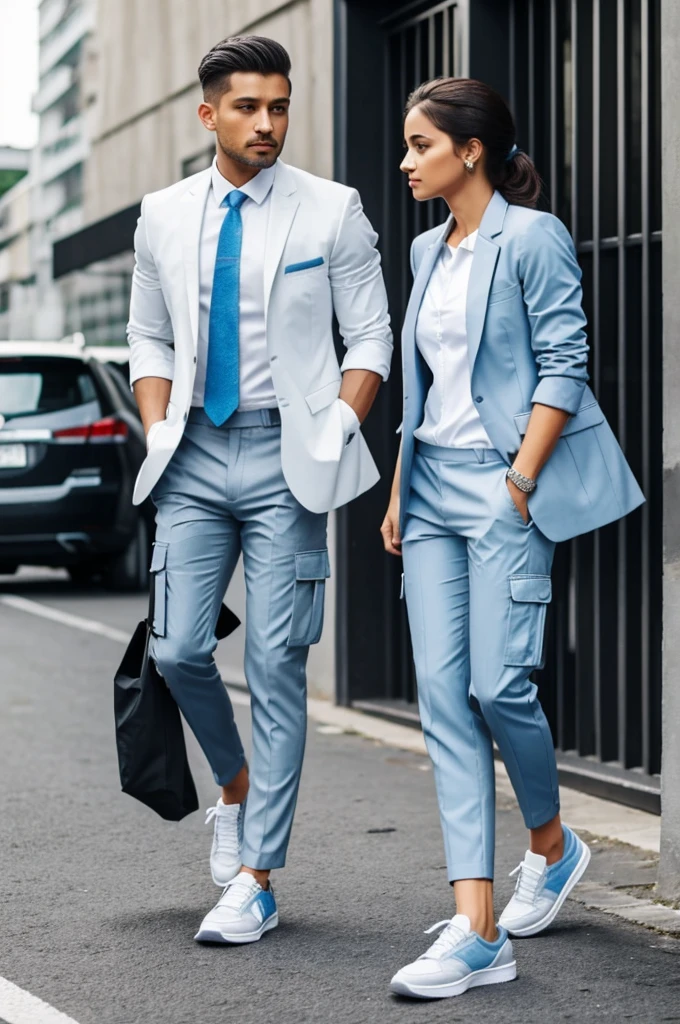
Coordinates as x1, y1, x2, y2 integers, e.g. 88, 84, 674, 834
0, 976, 81, 1024
0, 594, 130, 644
0, 594, 252, 711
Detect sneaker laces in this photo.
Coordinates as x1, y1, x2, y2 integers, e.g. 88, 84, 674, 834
420, 919, 467, 960
205, 804, 241, 858
216, 873, 260, 910
509, 860, 545, 904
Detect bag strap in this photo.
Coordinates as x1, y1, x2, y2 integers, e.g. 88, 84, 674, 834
146, 571, 156, 633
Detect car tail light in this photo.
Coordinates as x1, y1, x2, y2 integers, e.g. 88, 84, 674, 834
53, 417, 129, 444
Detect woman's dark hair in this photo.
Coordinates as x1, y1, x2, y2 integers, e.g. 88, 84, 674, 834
198, 35, 292, 100
405, 78, 542, 208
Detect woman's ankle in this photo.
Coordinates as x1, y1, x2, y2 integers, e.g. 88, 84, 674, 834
530, 815, 564, 865
467, 916, 498, 943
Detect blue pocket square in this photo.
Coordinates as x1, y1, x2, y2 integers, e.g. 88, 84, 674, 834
285, 257, 325, 274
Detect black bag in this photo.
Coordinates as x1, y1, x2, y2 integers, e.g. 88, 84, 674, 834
114, 591, 240, 821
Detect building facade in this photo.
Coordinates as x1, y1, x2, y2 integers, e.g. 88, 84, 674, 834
0, 146, 31, 199
54, 0, 670, 845
27, 0, 96, 340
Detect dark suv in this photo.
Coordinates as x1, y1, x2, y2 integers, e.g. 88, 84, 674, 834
0, 342, 152, 590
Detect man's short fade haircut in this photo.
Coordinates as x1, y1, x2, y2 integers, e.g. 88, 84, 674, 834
198, 35, 292, 101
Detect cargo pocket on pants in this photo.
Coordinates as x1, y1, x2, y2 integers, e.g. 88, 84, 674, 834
287, 549, 331, 647
149, 541, 168, 638
503, 574, 552, 668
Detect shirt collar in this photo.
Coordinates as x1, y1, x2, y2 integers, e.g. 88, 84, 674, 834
211, 157, 277, 207
445, 229, 478, 256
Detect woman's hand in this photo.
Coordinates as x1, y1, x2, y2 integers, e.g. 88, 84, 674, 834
506, 477, 530, 524
381, 496, 402, 556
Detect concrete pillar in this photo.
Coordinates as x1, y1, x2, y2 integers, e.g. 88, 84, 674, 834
658, 0, 680, 902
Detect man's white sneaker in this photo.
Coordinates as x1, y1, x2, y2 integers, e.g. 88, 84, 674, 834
194, 872, 278, 945
206, 798, 244, 887
390, 915, 516, 1000
499, 824, 591, 937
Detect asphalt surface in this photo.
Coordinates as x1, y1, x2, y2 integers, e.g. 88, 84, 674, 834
0, 569, 678, 1024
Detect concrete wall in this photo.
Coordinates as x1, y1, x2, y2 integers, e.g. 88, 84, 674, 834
659, 0, 680, 901
84, 0, 334, 221
82, 0, 338, 699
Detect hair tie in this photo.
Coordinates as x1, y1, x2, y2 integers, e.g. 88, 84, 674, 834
505, 144, 521, 163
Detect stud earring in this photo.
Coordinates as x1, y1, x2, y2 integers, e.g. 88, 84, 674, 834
464, 159, 474, 172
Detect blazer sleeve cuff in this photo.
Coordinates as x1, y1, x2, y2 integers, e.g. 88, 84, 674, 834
340, 338, 393, 382
531, 375, 586, 415
128, 337, 176, 386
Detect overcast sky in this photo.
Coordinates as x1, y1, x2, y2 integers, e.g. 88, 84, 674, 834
0, 0, 39, 149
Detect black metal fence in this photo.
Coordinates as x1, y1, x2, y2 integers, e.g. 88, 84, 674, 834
335, 0, 662, 808
508, 0, 662, 788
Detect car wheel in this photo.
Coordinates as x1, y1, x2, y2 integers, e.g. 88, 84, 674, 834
104, 517, 150, 592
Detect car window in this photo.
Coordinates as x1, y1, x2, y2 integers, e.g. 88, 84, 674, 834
0, 357, 102, 425
105, 364, 139, 415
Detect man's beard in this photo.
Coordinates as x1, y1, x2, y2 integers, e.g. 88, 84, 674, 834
217, 136, 279, 169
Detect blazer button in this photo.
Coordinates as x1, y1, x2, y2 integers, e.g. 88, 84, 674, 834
475, 395, 484, 403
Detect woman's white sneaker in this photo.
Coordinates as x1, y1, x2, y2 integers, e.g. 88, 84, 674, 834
390, 915, 516, 1000
499, 824, 591, 937
206, 798, 245, 887
194, 872, 278, 945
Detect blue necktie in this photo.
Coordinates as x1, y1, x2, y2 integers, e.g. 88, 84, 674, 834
204, 189, 248, 426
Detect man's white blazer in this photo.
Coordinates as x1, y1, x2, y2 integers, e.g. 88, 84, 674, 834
127, 160, 393, 511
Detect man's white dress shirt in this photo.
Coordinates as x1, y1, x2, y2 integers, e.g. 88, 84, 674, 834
414, 230, 494, 449
193, 158, 277, 410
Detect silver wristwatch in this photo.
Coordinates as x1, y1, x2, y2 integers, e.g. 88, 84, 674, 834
506, 466, 537, 493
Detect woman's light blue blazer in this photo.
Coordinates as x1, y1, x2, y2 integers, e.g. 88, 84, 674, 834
399, 191, 644, 542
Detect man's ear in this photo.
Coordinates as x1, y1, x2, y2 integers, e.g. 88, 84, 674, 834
198, 102, 217, 133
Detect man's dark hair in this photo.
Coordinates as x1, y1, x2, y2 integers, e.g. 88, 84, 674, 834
198, 35, 292, 100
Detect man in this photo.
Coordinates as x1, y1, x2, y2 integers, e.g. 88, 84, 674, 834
127, 35, 392, 944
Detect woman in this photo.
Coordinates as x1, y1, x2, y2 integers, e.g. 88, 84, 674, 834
381, 78, 643, 1001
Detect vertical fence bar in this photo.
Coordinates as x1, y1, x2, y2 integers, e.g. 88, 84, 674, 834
399, 30, 409, 317
558, 0, 578, 754
640, 0, 652, 773
528, 0, 536, 158
571, 0, 578, 242
381, 28, 397, 704
509, 0, 516, 117
616, 0, 629, 768
429, 12, 436, 78
549, 0, 559, 212
443, 5, 451, 75
587, 0, 602, 758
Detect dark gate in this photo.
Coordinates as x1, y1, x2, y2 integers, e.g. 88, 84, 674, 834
334, 0, 662, 810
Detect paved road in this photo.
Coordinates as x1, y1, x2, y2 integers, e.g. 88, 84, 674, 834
0, 570, 678, 1024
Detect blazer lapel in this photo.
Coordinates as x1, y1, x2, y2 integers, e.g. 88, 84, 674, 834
180, 169, 211, 348
466, 191, 508, 372
402, 217, 452, 376
466, 235, 500, 372
264, 162, 300, 315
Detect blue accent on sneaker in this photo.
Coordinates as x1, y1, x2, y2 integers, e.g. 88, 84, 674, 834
544, 825, 581, 895
252, 887, 277, 921
451, 927, 510, 972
